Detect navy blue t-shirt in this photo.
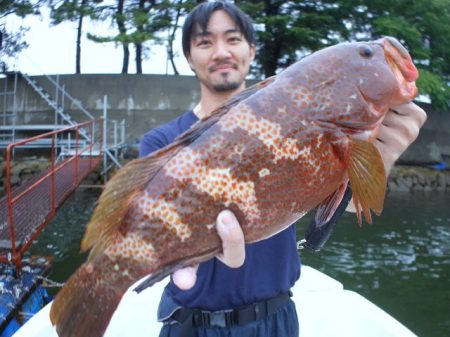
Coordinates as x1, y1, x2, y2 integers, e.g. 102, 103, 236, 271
140, 110, 301, 310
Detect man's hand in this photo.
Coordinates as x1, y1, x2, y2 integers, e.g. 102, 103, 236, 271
172, 210, 245, 290
347, 102, 427, 213
374, 102, 427, 174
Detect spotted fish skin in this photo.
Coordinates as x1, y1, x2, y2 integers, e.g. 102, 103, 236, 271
50, 37, 418, 337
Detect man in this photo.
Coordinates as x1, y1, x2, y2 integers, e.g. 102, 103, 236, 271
139, 2, 427, 337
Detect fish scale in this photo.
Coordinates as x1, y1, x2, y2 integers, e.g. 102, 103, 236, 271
50, 37, 419, 337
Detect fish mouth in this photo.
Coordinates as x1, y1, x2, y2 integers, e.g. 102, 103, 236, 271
379, 37, 419, 99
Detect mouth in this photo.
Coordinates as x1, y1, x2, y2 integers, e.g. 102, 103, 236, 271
209, 62, 238, 73
380, 37, 419, 99
381, 37, 419, 82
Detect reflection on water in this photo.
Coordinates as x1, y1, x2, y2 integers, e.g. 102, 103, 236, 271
299, 191, 450, 337
28, 189, 449, 336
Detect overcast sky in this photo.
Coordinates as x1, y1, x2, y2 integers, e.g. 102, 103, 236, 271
4, 7, 193, 76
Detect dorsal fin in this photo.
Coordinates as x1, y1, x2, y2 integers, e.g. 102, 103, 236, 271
81, 75, 277, 260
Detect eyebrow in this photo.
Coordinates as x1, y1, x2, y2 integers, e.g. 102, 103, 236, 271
192, 28, 242, 39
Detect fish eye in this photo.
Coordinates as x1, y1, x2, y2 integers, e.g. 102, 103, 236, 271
359, 45, 374, 58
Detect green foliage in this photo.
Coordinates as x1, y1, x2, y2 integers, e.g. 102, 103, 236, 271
88, 1, 172, 49
49, 0, 100, 24
0, 0, 39, 19
341, 0, 450, 110
238, 0, 347, 78
2, 0, 447, 108
0, 0, 42, 71
237, 0, 449, 110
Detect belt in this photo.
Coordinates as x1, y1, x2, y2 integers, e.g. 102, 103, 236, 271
168, 290, 292, 332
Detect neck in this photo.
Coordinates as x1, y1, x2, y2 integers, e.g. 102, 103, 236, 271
193, 83, 245, 119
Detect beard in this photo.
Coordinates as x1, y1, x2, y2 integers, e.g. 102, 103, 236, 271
211, 73, 241, 92
212, 81, 241, 92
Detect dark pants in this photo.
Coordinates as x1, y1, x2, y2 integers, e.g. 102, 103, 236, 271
159, 299, 299, 337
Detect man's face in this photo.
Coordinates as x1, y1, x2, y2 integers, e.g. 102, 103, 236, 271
188, 10, 255, 93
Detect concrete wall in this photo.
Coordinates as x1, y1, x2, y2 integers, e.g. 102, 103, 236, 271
0, 73, 448, 163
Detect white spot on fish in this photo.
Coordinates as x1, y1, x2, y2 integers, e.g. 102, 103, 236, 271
138, 195, 192, 242
259, 168, 270, 178
105, 232, 158, 262
345, 103, 351, 114
218, 104, 310, 163
114, 264, 120, 271
164, 148, 261, 223
316, 134, 323, 148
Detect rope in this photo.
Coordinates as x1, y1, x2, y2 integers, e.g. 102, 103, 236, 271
36, 275, 65, 288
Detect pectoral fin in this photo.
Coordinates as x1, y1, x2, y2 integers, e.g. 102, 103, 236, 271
347, 139, 386, 225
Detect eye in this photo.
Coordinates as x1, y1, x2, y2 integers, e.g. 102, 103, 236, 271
359, 45, 374, 58
196, 38, 212, 47
228, 36, 242, 44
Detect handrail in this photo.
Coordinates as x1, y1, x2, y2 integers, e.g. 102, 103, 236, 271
43, 73, 94, 120
2, 119, 102, 272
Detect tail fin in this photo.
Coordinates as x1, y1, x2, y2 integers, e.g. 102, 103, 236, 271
50, 253, 157, 337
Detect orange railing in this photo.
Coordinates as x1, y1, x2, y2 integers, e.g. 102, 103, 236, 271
1, 120, 102, 271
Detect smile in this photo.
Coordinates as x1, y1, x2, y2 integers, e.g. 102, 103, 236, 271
209, 63, 237, 72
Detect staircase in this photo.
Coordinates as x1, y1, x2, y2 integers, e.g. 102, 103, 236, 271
20, 72, 92, 141
0, 72, 18, 147
0, 72, 125, 174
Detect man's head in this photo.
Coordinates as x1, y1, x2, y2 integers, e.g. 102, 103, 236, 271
182, 1, 256, 93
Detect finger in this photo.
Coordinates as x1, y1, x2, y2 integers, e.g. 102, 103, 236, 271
389, 102, 427, 126
375, 103, 427, 173
172, 265, 199, 290
216, 210, 245, 268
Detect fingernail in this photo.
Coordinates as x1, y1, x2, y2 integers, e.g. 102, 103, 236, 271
218, 210, 234, 228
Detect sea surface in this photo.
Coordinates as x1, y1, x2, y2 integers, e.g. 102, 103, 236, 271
28, 189, 450, 337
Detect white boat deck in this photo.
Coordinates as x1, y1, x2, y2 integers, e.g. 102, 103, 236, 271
13, 266, 417, 337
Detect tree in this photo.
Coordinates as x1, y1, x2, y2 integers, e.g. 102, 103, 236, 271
340, 0, 450, 110
165, 0, 198, 75
0, 0, 41, 72
238, 0, 348, 78
49, 0, 100, 74
88, 0, 173, 74
132, 0, 172, 74
237, 0, 448, 109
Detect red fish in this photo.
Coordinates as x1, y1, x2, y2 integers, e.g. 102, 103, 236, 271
50, 37, 418, 337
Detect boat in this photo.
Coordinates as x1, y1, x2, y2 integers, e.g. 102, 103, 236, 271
13, 265, 417, 337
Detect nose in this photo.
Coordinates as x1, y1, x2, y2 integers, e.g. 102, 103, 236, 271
212, 40, 232, 60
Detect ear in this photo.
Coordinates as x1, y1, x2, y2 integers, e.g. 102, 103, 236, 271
249, 44, 256, 62
186, 55, 195, 72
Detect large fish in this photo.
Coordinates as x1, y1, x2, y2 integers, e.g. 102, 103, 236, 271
50, 37, 418, 337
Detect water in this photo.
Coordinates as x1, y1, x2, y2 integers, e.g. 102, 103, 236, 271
298, 191, 450, 337
28, 189, 449, 337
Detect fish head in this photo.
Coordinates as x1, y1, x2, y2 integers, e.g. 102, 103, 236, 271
356, 36, 418, 108
288, 37, 418, 132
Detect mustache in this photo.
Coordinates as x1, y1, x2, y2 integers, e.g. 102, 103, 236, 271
208, 62, 238, 72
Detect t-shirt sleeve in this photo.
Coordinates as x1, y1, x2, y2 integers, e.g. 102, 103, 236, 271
139, 128, 168, 157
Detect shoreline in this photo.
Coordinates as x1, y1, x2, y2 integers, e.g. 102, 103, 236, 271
1, 157, 449, 197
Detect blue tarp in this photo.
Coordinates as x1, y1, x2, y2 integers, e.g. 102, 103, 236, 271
0, 258, 52, 337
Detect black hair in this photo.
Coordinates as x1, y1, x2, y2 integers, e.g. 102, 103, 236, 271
182, 1, 255, 58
